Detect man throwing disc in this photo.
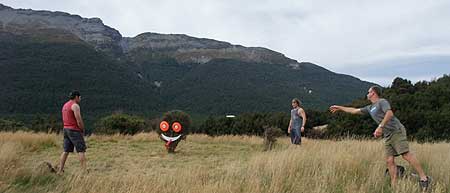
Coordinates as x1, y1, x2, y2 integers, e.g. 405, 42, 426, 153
329, 86, 430, 190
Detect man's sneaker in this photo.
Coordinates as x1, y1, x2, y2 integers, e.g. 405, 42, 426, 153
384, 165, 406, 178
419, 176, 431, 191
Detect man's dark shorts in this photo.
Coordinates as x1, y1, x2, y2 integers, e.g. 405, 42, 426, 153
63, 128, 86, 153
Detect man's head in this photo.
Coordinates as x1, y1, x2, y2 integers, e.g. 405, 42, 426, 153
367, 86, 382, 102
69, 91, 81, 103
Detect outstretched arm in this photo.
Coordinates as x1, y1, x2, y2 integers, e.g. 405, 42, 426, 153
329, 105, 362, 115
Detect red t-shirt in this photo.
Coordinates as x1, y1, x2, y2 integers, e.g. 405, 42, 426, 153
62, 100, 81, 131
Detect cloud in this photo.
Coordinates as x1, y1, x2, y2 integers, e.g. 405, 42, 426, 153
2, 0, 450, 85
344, 55, 450, 86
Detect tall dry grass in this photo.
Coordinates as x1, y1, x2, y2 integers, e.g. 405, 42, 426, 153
0, 131, 58, 151
0, 132, 59, 192
0, 132, 448, 193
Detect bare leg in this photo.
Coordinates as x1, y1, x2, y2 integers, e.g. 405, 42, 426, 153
58, 152, 69, 173
78, 152, 87, 171
386, 156, 397, 187
402, 152, 427, 180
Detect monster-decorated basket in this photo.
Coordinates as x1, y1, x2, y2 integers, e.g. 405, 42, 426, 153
157, 110, 192, 153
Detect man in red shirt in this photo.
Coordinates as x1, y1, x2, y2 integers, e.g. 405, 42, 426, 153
58, 91, 86, 174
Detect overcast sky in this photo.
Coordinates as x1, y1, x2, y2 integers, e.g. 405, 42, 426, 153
2, 0, 450, 86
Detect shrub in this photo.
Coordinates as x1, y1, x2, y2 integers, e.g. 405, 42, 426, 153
0, 119, 29, 132
263, 126, 284, 151
94, 113, 145, 135
30, 114, 61, 133
159, 110, 192, 134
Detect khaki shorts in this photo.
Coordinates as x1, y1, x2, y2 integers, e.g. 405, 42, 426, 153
384, 127, 409, 157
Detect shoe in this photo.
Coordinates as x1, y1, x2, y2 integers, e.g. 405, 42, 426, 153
384, 165, 406, 178
419, 176, 431, 191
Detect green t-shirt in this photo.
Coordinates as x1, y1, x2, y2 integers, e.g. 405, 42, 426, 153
360, 99, 404, 138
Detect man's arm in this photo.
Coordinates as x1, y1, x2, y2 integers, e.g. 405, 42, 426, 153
298, 108, 307, 132
374, 99, 395, 138
329, 105, 363, 115
71, 104, 85, 131
373, 110, 394, 138
380, 110, 394, 128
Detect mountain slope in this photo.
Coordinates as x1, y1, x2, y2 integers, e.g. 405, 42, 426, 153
0, 30, 160, 116
0, 3, 373, 119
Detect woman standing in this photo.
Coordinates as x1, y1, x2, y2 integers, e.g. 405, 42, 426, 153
288, 98, 307, 144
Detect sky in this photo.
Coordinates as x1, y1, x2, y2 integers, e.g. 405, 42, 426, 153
2, 0, 450, 86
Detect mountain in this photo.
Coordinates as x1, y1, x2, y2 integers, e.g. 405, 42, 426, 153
0, 3, 374, 120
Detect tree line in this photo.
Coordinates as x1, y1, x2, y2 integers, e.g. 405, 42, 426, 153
1, 75, 449, 142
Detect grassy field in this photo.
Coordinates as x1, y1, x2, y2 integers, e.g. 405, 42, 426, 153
0, 132, 449, 193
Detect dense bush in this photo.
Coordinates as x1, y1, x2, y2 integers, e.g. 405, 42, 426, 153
30, 114, 61, 133
196, 112, 288, 136
94, 113, 145, 135
0, 119, 29, 132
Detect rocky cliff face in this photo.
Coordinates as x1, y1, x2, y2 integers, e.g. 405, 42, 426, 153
0, 3, 300, 65
0, 4, 122, 53
123, 32, 298, 65
121, 32, 232, 52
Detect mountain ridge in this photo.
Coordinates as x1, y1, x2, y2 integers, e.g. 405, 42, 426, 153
0, 3, 374, 119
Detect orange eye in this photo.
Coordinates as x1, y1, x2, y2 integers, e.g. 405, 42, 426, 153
160, 121, 169, 132
172, 122, 182, 133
